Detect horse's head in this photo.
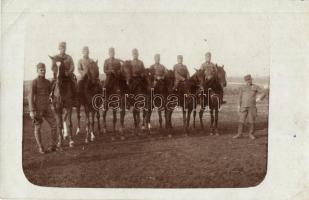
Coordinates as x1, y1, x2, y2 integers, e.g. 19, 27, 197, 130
87, 60, 99, 83
49, 55, 68, 79
121, 60, 132, 83
191, 68, 205, 90
216, 64, 227, 87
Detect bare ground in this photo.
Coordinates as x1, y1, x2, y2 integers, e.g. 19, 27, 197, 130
22, 95, 268, 188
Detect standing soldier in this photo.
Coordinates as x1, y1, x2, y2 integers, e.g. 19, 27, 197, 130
173, 55, 190, 91
103, 47, 122, 90
149, 53, 168, 88
52, 42, 75, 80
233, 74, 266, 140
28, 63, 58, 154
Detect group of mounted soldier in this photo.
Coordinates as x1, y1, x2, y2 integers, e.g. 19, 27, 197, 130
28, 41, 266, 154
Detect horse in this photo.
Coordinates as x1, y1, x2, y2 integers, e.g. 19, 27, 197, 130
173, 72, 201, 134
76, 60, 102, 143
197, 64, 226, 135
143, 68, 172, 135
124, 62, 149, 135
101, 63, 129, 141
49, 55, 76, 148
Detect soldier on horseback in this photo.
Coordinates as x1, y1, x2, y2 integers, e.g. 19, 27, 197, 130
52, 42, 76, 81
173, 55, 190, 91
130, 48, 146, 83
103, 47, 122, 91
149, 53, 168, 88
200, 52, 226, 104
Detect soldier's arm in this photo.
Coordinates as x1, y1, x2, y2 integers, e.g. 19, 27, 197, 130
185, 65, 190, 79
77, 59, 83, 75
174, 66, 184, 81
28, 79, 36, 112
256, 85, 267, 101
69, 56, 75, 73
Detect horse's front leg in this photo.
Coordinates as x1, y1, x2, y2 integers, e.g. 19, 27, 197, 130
90, 111, 96, 141
119, 107, 126, 140
141, 109, 147, 130
182, 108, 187, 134
210, 109, 214, 136
186, 108, 192, 134
84, 106, 90, 143
76, 104, 81, 135
214, 109, 219, 136
102, 108, 107, 134
65, 107, 74, 147
111, 109, 117, 141
193, 109, 196, 129
158, 109, 163, 129
96, 111, 101, 135
199, 108, 205, 130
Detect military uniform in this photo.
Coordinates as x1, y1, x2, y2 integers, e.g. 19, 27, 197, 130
103, 58, 122, 88
52, 53, 75, 76
173, 63, 190, 89
77, 57, 95, 99
131, 59, 145, 77
200, 61, 217, 80
149, 63, 167, 87
28, 76, 57, 151
234, 74, 266, 139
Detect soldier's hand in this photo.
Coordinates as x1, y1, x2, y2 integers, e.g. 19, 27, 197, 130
29, 111, 36, 120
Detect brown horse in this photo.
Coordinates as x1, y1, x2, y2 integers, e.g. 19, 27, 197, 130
49, 55, 76, 148
102, 62, 129, 141
77, 60, 102, 143
197, 64, 226, 135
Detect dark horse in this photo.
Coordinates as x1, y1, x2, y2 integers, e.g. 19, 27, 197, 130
102, 63, 129, 141
76, 60, 102, 143
197, 64, 227, 135
49, 55, 76, 148
145, 69, 175, 136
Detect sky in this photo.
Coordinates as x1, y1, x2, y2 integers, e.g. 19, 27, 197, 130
24, 12, 270, 80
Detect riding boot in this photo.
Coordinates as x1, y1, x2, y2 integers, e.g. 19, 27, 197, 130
248, 123, 256, 140
233, 123, 244, 139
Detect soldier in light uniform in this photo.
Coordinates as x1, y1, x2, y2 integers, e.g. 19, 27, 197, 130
173, 55, 190, 91
103, 47, 122, 89
53, 42, 75, 80
130, 48, 145, 79
149, 54, 168, 88
233, 74, 267, 140
77, 46, 96, 90
28, 63, 57, 154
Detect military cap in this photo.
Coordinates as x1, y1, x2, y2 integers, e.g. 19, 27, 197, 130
177, 55, 183, 59
205, 52, 211, 56
244, 74, 252, 81
82, 46, 89, 51
58, 41, 66, 48
36, 62, 46, 69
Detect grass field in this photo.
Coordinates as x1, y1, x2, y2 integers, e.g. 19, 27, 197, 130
22, 90, 269, 188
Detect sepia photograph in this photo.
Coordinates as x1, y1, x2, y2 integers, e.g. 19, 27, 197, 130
2, 0, 309, 199
22, 12, 269, 187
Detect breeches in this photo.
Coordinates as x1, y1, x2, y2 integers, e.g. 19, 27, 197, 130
239, 106, 257, 123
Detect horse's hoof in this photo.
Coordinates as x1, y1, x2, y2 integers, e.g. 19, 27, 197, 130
90, 133, 95, 141
69, 141, 75, 148
141, 125, 146, 130
85, 138, 89, 143
168, 134, 172, 138
210, 132, 214, 136
103, 128, 107, 134
120, 136, 125, 141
